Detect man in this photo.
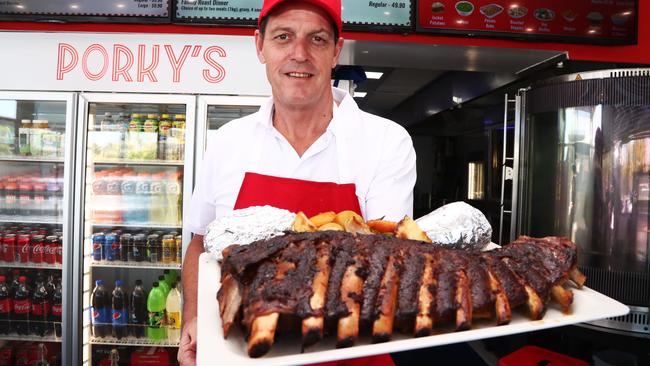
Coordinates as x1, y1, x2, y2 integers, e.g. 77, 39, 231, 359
178, 1, 416, 365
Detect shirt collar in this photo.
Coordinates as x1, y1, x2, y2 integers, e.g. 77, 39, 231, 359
257, 87, 359, 139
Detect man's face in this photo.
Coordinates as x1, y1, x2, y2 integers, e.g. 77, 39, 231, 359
255, 2, 344, 110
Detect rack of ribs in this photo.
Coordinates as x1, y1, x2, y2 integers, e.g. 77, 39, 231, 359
216, 232, 585, 358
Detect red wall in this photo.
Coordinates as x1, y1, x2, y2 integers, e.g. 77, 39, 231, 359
1, 0, 648, 65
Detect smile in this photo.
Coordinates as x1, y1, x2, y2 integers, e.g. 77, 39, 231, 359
286, 72, 313, 78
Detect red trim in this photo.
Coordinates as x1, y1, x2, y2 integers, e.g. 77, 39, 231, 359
1, 4, 649, 65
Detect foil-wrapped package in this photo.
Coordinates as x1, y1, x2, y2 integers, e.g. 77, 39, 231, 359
415, 201, 492, 251
204, 205, 296, 261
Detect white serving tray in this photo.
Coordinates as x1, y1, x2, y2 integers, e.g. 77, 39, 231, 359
196, 253, 629, 366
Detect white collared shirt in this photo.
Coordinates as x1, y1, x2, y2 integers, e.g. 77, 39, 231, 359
185, 87, 416, 235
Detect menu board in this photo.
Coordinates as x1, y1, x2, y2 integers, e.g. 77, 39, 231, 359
176, 0, 412, 28
175, 0, 260, 21
0, 0, 169, 17
417, 0, 637, 44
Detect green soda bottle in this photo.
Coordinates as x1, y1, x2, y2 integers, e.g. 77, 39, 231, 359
147, 282, 166, 340
163, 269, 174, 288
158, 275, 170, 297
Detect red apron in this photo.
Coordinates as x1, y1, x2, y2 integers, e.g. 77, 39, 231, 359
234, 171, 394, 366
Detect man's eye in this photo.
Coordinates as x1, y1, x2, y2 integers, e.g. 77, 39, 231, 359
313, 36, 327, 44
276, 34, 289, 40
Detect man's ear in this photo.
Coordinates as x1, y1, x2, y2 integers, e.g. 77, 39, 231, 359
254, 30, 266, 64
331, 37, 344, 69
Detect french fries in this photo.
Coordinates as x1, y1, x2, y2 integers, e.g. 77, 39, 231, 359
292, 212, 317, 232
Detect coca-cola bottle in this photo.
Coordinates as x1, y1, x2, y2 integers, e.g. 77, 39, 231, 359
51, 278, 62, 337
129, 279, 147, 338
13, 276, 30, 335
0, 275, 10, 334
111, 280, 128, 339
31, 279, 51, 336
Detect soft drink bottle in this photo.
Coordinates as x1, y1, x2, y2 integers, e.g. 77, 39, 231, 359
35, 343, 49, 366
129, 279, 147, 338
51, 278, 62, 337
134, 173, 151, 224
91, 279, 110, 338
166, 282, 182, 343
111, 280, 128, 339
146, 281, 166, 340
163, 269, 174, 287
0, 275, 10, 334
13, 276, 30, 335
109, 348, 119, 366
31, 279, 51, 336
158, 275, 170, 297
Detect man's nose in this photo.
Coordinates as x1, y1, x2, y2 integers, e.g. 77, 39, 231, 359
290, 38, 310, 62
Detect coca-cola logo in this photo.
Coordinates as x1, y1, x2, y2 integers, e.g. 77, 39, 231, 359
0, 300, 9, 313
31, 303, 49, 316
14, 300, 30, 314
44, 246, 56, 255
56, 246, 63, 255
20, 244, 30, 253
52, 304, 62, 316
32, 244, 43, 254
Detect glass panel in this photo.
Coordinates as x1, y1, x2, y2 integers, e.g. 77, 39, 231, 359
82, 101, 186, 365
525, 104, 649, 304
0, 98, 67, 364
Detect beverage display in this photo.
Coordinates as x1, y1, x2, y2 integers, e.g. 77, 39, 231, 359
0, 169, 64, 220
90, 229, 180, 266
91, 280, 110, 338
0, 226, 63, 267
111, 280, 128, 339
146, 282, 165, 340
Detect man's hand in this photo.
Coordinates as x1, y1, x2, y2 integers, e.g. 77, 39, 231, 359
178, 317, 197, 366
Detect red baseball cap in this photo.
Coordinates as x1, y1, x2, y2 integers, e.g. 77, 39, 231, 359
258, 0, 342, 35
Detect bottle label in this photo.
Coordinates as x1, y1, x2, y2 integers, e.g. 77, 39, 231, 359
148, 310, 165, 328
112, 308, 128, 326
14, 299, 31, 314
52, 304, 62, 317
31, 301, 51, 316
0, 299, 11, 313
92, 307, 109, 324
167, 311, 181, 329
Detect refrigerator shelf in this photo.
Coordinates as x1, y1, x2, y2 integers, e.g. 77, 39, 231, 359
91, 222, 182, 229
91, 159, 184, 167
0, 262, 62, 269
90, 337, 180, 348
90, 261, 181, 270
0, 156, 64, 163
0, 215, 62, 225
0, 333, 62, 343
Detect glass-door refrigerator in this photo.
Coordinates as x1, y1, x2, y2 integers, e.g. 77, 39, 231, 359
193, 95, 266, 256
0, 91, 76, 366
74, 93, 195, 366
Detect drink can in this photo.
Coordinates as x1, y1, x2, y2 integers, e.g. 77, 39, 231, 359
175, 235, 182, 264
30, 235, 45, 264
44, 235, 57, 264
17, 234, 31, 263
92, 233, 105, 261
2, 234, 16, 263
146, 234, 160, 263
162, 235, 175, 264
119, 234, 131, 262
105, 234, 118, 261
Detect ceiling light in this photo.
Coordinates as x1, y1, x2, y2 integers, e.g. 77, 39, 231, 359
15, 4, 24, 8
354, 92, 367, 98
365, 71, 383, 79
117, 3, 125, 8
70, 4, 78, 8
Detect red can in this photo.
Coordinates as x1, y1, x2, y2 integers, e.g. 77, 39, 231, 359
30, 235, 45, 264
17, 234, 30, 263
44, 235, 57, 264
56, 235, 63, 264
1, 234, 15, 263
